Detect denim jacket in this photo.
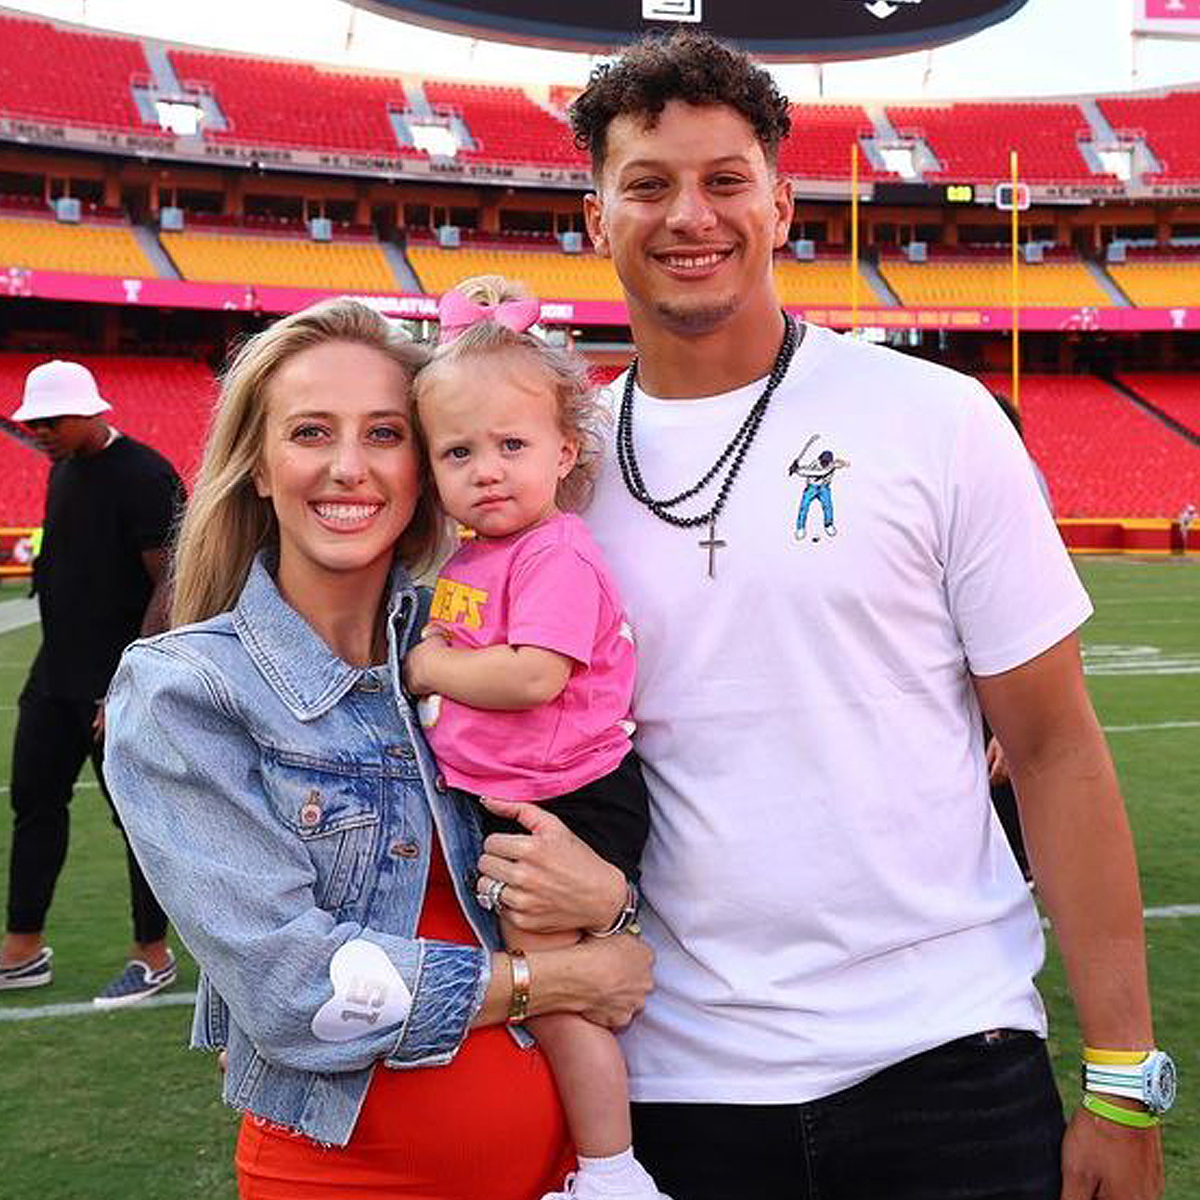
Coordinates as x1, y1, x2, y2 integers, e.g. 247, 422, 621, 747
105, 552, 513, 1147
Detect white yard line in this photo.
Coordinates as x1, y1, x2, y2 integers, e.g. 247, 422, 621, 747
1102, 720, 1200, 733
0, 991, 196, 1021
2, 910, 1197, 1023
0, 598, 38, 634
0, 781, 100, 796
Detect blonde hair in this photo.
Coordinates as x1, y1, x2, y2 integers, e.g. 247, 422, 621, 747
415, 275, 605, 512
171, 297, 435, 627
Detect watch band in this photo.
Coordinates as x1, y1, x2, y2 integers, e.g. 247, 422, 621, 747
1084, 1063, 1147, 1103
506, 949, 530, 1024
1082, 1092, 1160, 1129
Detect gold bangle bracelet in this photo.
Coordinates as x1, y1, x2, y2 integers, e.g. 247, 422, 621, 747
506, 949, 530, 1024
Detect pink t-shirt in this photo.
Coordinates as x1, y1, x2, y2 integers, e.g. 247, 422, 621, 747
420, 513, 636, 801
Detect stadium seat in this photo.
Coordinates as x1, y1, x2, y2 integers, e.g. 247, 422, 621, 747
779, 104, 890, 180
424, 81, 584, 166
161, 232, 400, 290
407, 245, 623, 301
775, 258, 881, 306
0, 12, 151, 131
0, 216, 155, 277
1098, 91, 1200, 182
170, 50, 417, 155
1117, 373, 1200, 438
978, 372, 1200, 517
881, 255, 1112, 308
0, 355, 215, 526
886, 102, 1103, 183
1107, 259, 1200, 307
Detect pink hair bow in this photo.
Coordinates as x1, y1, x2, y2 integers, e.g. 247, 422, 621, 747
437, 289, 541, 343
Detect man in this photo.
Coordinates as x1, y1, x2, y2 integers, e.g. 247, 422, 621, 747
567, 30, 1167, 1200
0, 359, 183, 1006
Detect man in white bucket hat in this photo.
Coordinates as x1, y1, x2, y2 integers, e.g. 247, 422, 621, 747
1, 360, 185, 1006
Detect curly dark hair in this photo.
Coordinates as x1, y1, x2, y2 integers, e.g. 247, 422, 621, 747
570, 29, 791, 174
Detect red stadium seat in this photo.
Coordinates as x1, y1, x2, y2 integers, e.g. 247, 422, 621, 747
0, 12, 151, 131
1098, 93, 1200, 183
1118, 373, 1200, 438
886, 102, 1108, 183
978, 373, 1200, 518
423, 81, 584, 167
0, 356, 216, 526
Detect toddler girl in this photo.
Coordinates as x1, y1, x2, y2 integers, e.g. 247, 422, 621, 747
404, 275, 668, 1200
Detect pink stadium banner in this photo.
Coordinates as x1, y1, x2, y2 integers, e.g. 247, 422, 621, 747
1133, 0, 1200, 36
3, 264, 1199, 332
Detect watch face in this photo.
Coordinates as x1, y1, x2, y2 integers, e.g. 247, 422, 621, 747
1148, 1052, 1177, 1113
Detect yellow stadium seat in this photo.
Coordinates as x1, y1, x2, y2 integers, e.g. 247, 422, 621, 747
879, 260, 1113, 308
774, 260, 883, 306
407, 246, 624, 302
161, 232, 399, 290
0, 216, 154, 277
1107, 263, 1200, 307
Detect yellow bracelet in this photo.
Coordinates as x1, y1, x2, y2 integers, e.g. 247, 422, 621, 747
506, 949, 530, 1024
1083, 1047, 1151, 1065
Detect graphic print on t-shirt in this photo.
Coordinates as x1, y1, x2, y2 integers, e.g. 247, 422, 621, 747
429, 576, 489, 629
420, 576, 495, 728
788, 434, 850, 544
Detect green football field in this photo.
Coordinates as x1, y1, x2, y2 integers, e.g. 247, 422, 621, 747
0, 557, 1196, 1200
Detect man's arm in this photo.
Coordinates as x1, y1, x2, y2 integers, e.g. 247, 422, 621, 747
139, 547, 171, 637
95, 546, 173, 743
972, 633, 1164, 1200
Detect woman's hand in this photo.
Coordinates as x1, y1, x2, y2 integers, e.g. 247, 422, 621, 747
570, 934, 655, 1028
475, 933, 654, 1031
476, 799, 628, 935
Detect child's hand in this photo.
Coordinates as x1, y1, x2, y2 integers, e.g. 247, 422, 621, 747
420, 621, 453, 647
403, 636, 448, 696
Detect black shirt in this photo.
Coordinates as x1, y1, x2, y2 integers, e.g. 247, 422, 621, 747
28, 433, 184, 700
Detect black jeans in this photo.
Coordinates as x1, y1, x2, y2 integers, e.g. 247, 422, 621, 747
632, 1029, 1064, 1200
6, 685, 168, 943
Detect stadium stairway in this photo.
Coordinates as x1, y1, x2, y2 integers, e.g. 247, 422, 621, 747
1086, 260, 1133, 307
384, 241, 422, 292
133, 225, 179, 279
861, 259, 901, 306
1108, 375, 1200, 447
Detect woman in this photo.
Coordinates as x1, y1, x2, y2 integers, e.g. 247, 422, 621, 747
103, 298, 652, 1200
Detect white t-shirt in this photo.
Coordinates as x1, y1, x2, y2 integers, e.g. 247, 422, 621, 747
588, 323, 1093, 1105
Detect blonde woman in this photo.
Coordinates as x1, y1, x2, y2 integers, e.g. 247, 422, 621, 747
104, 298, 651, 1200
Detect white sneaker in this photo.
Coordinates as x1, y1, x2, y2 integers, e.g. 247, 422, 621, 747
540, 1169, 673, 1200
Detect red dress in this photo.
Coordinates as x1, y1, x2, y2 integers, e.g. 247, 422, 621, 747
235, 848, 574, 1199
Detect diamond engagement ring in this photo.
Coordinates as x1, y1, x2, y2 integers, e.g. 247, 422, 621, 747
477, 877, 507, 912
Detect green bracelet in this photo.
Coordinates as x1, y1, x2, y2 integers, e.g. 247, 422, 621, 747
1082, 1092, 1160, 1129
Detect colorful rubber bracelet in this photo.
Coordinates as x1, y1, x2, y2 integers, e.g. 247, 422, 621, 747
1082, 1092, 1160, 1129
506, 949, 530, 1025
1083, 1047, 1151, 1065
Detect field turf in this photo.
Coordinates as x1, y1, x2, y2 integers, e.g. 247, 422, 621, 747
0, 557, 1196, 1199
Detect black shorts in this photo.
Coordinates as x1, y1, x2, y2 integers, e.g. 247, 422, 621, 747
474, 749, 650, 883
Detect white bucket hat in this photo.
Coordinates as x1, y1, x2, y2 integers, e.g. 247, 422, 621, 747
12, 360, 112, 421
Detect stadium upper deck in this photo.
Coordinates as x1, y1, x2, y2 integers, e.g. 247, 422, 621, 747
0, 8, 1197, 193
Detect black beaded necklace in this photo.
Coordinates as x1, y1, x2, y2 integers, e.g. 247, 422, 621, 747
616, 312, 799, 578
